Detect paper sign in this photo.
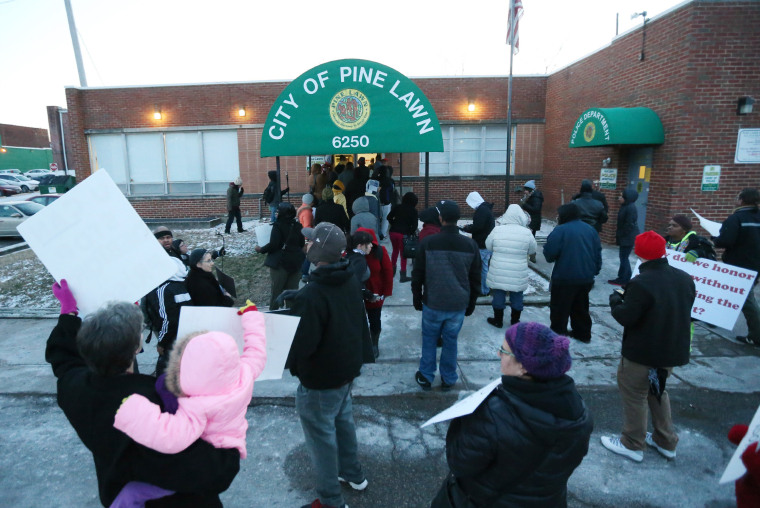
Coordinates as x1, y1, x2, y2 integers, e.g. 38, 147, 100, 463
690, 209, 722, 237
720, 403, 760, 484
176, 306, 300, 381
632, 251, 757, 329
421, 378, 502, 428
255, 224, 272, 247
17, 170, 176, 316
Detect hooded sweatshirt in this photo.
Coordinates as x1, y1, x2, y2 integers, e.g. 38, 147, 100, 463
114, 311, 267, 459
615, 188, 639, 247
356, 227, 393, 309
485, 204, 537, 292
350, 196, 378, 235
462, 191, 496, 248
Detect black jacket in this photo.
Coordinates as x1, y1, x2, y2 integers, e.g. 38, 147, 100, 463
610, 258, 696, 367
572, 192, 608, 232
444, 375, 593, 507
314, 200, 350, 232
388, 202, 419, 236
521, 190, 544, 232
287, 259, 374, 389
45, 314, 240, 507
144, 279, 192, 348
186, 267, 234, 307
412, 225, 481, 312
615, 189, 639, 247
714, 205, 760, 274
259, 217, 306, 272
462, 202, 495, 249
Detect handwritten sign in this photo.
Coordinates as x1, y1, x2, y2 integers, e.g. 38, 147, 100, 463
720, 403, 760, 484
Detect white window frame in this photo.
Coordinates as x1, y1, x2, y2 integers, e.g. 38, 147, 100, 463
420, 124, 516, 176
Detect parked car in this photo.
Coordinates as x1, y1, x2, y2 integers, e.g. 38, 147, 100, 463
0, 174, 40, 192
0, 169, 21, 174
26, 169, 54, 178
0, 201, 44, 237
0, 183, 22, 196
26, 194, 62, 206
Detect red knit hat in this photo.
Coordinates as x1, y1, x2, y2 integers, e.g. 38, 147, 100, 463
634, 231, 666, 260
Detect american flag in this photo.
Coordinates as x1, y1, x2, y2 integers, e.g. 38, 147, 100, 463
507, 0, 524, 54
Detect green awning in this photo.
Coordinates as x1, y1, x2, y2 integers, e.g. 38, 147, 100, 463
260, 59, 443, 157
568, 107, 664, 147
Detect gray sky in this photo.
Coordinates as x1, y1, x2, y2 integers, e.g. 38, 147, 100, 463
1, 0, 686, 131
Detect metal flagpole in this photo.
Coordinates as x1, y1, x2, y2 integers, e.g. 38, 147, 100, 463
504, 0, 516, 212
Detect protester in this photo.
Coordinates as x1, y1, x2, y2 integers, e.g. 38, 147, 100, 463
387, 191, 419, 282
356, 227, 393, 359
315, 187, 350, 233
170, 239, 190, 266
254, 202, 305, 310
543, 203, 602, 343
727, 423, 760, 508
418, 206, 442, 241
45, 285, 240, 507
713, 188, 760, 347
350, 196, 378, 235
412, 200, 480, 391
186, 248, 234, 307
602, 231, 695, 462
519, 180, 544, 237
484, 204, 537, 328
609, 189, 639, 286
225, 177, 245, 234
287, 222, 374, 508
346, 230, 372, 286
363, 178, 382, 234
263, 170, 289, 222
338, 161, 355, 186
461, 191, 495, 296
112, 303, 266, 506
664, 214, 716, 261
572, 179, 608, 232
376, 166, 395, 238
309, 163, 327, 204
298, 194, 315, 282
154, 226, 177, 257
331, 180, 349, 219
345, 163, 370, 216
432, 322, 592, 507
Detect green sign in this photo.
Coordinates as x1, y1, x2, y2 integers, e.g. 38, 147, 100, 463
701, 165, 720, 191
260, 59, 444, 157
599, 168, 617, 190
569, 107, 664, 147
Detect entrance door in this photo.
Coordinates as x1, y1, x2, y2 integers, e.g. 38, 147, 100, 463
626, 147, 653, 233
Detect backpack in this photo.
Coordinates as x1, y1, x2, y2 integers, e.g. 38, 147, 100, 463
263, 183, 275, 204
693, 235, 717, 260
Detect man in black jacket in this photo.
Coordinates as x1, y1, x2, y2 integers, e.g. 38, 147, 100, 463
713, 187, 760, 347
46, 286, 239, 507
462, 191, 495, 296
288, 222, 375, 508
609, 188, 639, 286
601, 231, 695, 463
224, 177, 245, 233
572, 179, 608, 232
412, 200, 481, 391
519, 180, 544, 237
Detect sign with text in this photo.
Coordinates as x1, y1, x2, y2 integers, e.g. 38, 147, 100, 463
720, 402, 760, 484
701, 165, 721, 191
735, 129, 760, 164
599, 168, 617, 189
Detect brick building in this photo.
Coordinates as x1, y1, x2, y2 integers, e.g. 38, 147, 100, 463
53, 0, 759, 242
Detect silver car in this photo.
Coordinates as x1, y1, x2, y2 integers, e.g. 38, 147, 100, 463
0, 201, 44, 237
0, 174, 40, 192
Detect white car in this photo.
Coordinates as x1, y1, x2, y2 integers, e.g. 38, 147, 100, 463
0, 201, 44, 237
0, 169, 21, 174
0, 174, 40, 192
26, 169, 54, 178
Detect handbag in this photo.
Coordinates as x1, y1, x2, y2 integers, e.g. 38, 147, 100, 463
402, 234, 418, 259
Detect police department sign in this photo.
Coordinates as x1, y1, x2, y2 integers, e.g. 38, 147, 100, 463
261, 59, 444, 157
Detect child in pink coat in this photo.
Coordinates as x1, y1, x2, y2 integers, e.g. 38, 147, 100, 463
111, 302, 266, 507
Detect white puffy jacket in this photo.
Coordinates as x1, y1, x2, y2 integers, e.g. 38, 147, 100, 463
485, 204, 537, 292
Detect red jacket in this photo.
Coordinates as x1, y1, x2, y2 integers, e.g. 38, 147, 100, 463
419, 223, 441, 242
357, 227, 393, 309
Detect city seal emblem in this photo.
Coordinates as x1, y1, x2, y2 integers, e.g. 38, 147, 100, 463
583, 122, 596, 143
330, 89, 370, 131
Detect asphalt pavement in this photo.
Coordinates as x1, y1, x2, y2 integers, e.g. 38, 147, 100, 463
1, 236, 759, 507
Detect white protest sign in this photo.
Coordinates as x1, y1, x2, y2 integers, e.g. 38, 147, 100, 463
720, 403, 760, 484
632, 250, 757, 329
421, 378, 501, 428
690, 208, 722, 237
255, 224, 272, 247
176, 306, 300, 381
17, 170, 176, 316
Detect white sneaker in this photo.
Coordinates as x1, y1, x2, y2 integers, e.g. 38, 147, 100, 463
646, 432, 676, 459
338, 476, 368, 491
601, 435, 643, 462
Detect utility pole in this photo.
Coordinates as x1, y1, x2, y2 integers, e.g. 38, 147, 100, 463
63, 0, 87, 87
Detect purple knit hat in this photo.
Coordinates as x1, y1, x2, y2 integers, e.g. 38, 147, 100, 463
504, 322, 571, 380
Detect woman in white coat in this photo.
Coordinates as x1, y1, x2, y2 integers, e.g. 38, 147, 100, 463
484, 204, 537, 327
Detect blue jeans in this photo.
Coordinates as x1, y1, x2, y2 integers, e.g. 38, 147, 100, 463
269, 204, 277, 222
479, 249, 492, 295
296, 382, 364, 507
491, 289, 524, 311
618, 245, 633, 283
419, 305, 465, 385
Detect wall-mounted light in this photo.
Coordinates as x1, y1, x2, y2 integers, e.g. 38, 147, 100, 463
238, 107, 246, 117
737, 96, 755, 115
153, 105, 162, 120
468, 100, 476, 112
0, 147, 6, 153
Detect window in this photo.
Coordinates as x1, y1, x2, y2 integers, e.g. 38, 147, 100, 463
88, 130, 240, 196
421, 124, 516, 176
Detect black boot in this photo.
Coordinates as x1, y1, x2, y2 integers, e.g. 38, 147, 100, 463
487, 308, 504, 328
371, 329, 380, 359
400, 269, 411, 283
511, 309, 522, 325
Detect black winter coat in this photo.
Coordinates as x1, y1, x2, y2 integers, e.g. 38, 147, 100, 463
610, 258, 696, 367
444, 375, 593, 507
144, 279, 192, 348
259, 217, 306, 272
186, 267, 234, 307
314, 200, 350, 232
45, 314, 240, 507
521, 190, 544, 232
615, 189, 639, 247
573, 193, 608, 232
287, 259, 375, 389
714, 205, 760, 274
388, 202, 419, 235
462, 202, 495, 249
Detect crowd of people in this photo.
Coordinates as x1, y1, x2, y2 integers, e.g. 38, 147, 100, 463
44, 170, 760, 507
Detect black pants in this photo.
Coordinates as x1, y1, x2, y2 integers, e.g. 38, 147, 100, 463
549, 282, 593, 340
225, 206, 243, 232
366, 306, 382, 334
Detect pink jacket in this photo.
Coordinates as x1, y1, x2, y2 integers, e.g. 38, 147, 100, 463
114, 311, 267, 459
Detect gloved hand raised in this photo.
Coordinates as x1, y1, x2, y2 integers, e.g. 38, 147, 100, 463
52, 279, 78, 315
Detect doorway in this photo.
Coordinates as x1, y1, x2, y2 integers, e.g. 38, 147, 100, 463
626, 147, 653, 233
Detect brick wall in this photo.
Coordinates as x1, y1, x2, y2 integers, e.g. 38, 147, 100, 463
0, 123, 49, 148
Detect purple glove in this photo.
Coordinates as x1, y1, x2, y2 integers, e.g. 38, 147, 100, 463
52, 279, 78, 315
155, 373, 179, 414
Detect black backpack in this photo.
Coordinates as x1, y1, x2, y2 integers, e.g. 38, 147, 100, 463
693, 235, 717, 260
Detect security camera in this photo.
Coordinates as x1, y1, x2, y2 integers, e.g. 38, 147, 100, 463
602, 158, 611, 167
